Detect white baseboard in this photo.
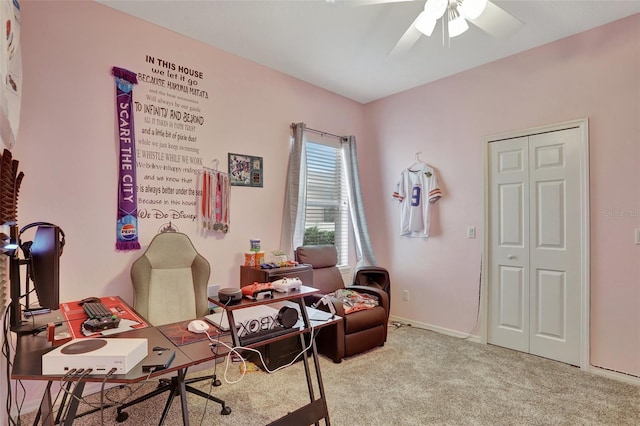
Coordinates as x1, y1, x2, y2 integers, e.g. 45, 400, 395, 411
389, 315, 482, 343
588, 365, 640, 387
389, 315, 640, 387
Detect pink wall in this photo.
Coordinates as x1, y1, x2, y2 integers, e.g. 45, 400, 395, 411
6, 3, 639, 414
363, 14, 640, 376
14, 0, 364, 301
9, 1, 365, 411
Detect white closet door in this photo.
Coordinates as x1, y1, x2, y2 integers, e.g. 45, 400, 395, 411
488, 136, 530, 353
488, 127, 581, 366
528, 129, 581, 364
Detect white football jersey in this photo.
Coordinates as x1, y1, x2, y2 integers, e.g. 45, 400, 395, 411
392, 165, 442, 237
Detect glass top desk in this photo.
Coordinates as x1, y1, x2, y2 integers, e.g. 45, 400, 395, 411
10, 297, 229, 426
13, 290, 339, 426
209, 285, 338, 426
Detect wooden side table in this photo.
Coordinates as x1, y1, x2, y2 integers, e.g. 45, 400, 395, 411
240, 264, 313, 287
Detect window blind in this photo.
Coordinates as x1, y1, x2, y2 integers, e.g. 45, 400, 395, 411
304, 141, 349, 266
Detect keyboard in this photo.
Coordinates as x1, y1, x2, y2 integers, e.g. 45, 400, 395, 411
82, 302, 121, 332
239, 326, 298, 346
82, 302, 114, 319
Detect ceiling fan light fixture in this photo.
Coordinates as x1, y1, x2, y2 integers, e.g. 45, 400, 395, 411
415, 12, 437, 37
459, 0, 487, 20
448, 7, 469, 38
423, 0, 448, 21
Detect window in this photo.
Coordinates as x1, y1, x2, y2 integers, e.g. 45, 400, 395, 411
302, 140, 349, 266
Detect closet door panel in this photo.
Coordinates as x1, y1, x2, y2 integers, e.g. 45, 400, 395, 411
488, 137, 530, 353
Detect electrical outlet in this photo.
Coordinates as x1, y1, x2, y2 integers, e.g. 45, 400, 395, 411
402, 290, 409, 301
636, 229, 640, 245
467, 226, 476, 238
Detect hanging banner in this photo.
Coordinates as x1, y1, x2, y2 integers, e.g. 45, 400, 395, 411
0, 0, 22, 149
112, 66, 141, 250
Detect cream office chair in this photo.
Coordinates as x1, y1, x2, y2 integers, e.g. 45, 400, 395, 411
115, 232, 231, 423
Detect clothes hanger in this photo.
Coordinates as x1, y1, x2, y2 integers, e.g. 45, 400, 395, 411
202, 159, 220, 174
408, 152, 427, 171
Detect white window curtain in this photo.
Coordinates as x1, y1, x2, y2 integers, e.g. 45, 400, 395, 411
280, 122, 307, 259
341, 136, 377, 269
280, 123, 377, 269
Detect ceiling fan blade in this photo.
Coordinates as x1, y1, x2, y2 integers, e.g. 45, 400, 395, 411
468, 0, 523, 39
388, 12, 425, 57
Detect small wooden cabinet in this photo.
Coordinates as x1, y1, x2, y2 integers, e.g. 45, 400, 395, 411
240, 264, 313, 287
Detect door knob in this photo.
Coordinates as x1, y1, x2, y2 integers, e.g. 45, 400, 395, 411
507, 254, 515, 259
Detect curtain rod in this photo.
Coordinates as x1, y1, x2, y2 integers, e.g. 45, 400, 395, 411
290, 123, 345, 141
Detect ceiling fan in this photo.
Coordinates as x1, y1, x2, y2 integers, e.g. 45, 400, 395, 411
348, 0, 524, 56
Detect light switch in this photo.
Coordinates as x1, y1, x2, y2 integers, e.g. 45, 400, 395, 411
467, 226, 476, 239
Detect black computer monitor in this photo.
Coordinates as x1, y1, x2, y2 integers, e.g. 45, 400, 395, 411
9, 222, 65, 331
29, 225, 62, 310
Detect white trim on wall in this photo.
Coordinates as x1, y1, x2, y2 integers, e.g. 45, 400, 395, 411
590, 365, 640, 387
389, 314, 482, 343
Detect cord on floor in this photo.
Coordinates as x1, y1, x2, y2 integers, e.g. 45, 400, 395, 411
390, 321, 412, 329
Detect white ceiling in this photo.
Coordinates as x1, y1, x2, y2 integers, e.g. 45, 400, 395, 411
97, 0, 640, 104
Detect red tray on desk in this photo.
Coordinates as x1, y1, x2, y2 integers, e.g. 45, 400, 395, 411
59, 296, 148, 339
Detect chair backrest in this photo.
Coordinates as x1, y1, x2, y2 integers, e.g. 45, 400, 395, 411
295, 245, 344, 294
131, 232, 210, 326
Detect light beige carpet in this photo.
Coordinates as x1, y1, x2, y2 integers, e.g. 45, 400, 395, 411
19, 325, 640, 425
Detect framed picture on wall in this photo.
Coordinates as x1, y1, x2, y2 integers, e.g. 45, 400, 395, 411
228, 153, 263, 187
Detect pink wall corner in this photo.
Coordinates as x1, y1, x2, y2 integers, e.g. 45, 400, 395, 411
364, 14, 640, 375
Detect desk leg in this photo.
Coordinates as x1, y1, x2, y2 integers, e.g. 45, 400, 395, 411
176, 369, 190, 426
227, 310, 239, 346
266, 335, 331, 426
296, 298, 330, 426
295, 298, 318, 403
35, 382, 53, 426
54, 381, 73, 424
62, 380, 86, 426
299, 332, 315, 401
310, 338, 330, 426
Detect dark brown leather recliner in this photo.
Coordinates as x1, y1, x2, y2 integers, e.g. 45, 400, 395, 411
295, 245, 390, 363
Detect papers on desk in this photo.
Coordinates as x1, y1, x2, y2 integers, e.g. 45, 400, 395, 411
308, 309, 334, 322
